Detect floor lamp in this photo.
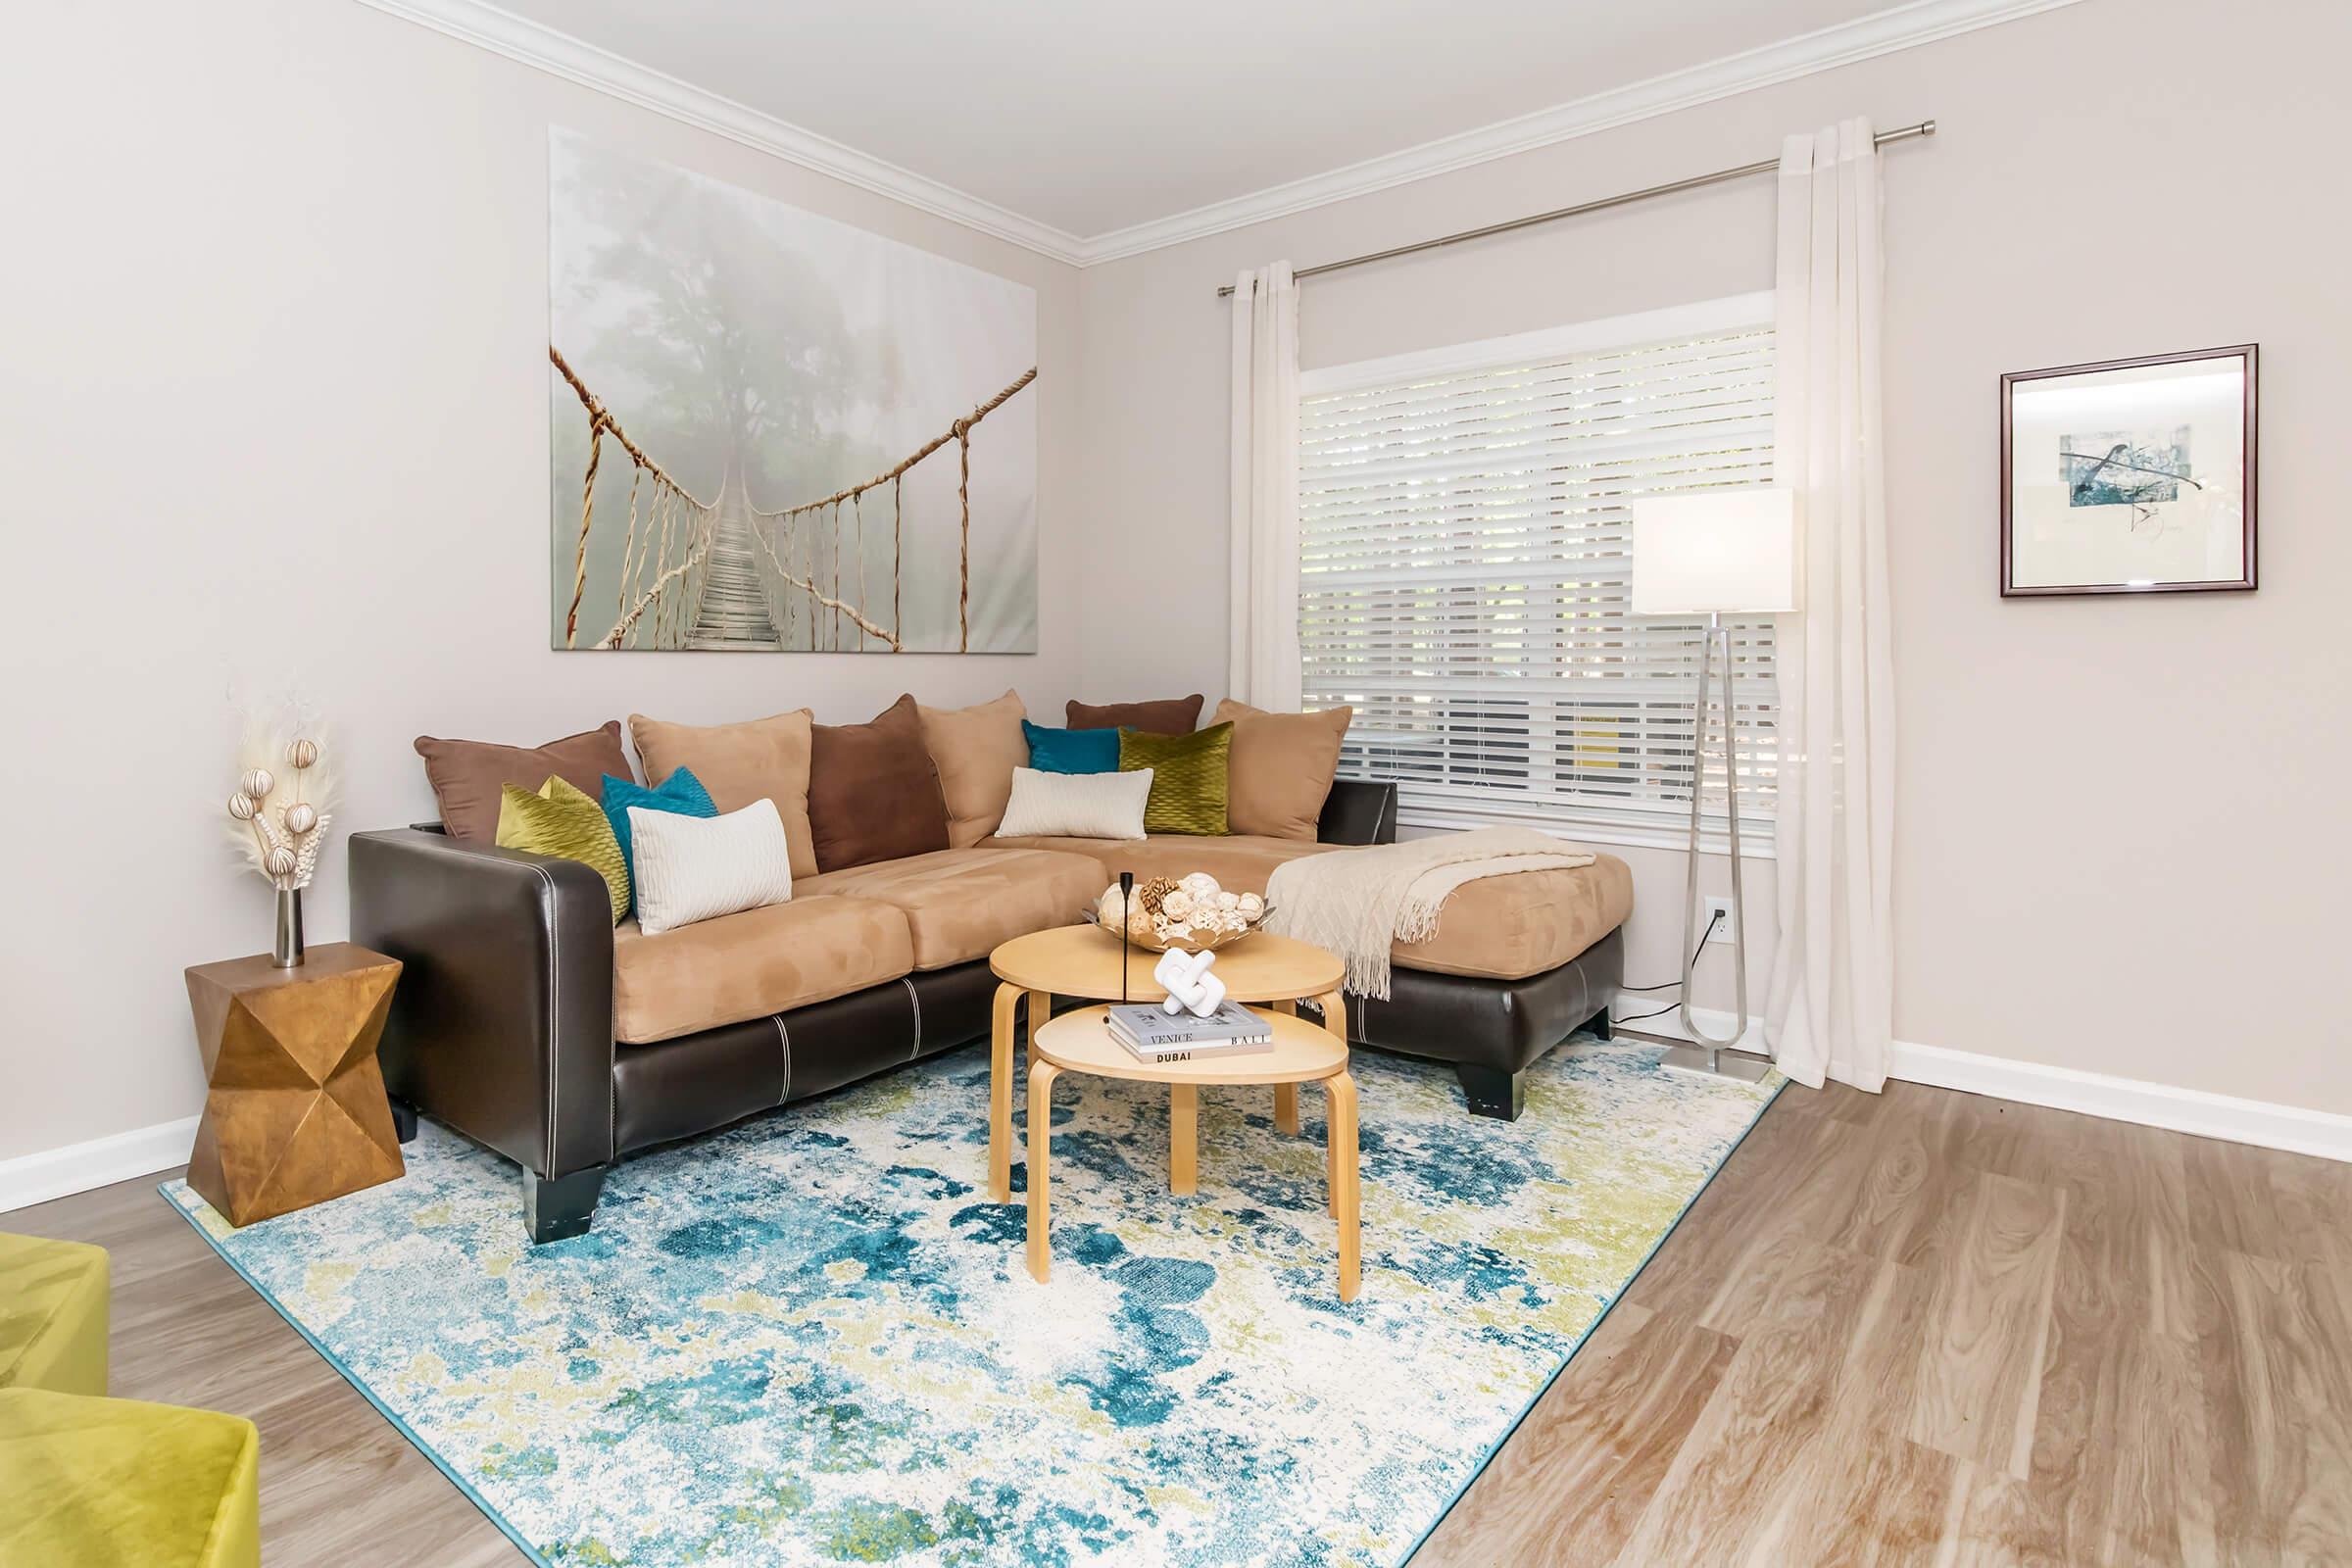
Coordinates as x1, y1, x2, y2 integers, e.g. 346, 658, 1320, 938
1618, 487, 1795, 1081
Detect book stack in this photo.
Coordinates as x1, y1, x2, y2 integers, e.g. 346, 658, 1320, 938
1105, 1002, 1273, 1064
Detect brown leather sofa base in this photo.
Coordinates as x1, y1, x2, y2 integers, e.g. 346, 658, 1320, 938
610, 962, 995, 1155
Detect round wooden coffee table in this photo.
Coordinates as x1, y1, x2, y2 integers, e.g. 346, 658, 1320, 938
1024, 1004, 1359, 1300
985, 925, 1347, 1204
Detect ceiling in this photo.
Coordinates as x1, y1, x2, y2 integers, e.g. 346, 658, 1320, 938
481, 0, 1915, 242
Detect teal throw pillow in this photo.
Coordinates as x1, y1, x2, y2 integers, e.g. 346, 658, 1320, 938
1021, 719, 1119, 774
601, 767, 717, 914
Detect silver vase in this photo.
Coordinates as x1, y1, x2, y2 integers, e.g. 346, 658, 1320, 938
273, 887, 306, 968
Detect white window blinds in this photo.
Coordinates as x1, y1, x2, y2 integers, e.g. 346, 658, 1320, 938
1298, 294, 1780, 840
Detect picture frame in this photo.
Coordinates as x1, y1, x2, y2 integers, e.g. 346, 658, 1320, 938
1999, 344, 2257, 598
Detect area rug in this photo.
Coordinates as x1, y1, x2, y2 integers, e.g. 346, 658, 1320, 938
165, 1036, 1778, 1567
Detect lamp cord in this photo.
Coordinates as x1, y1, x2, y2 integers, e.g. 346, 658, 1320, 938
1615, 909, 1727, 1025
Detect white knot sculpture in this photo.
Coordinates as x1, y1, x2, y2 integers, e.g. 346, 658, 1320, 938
1153, 947, 1227, 1019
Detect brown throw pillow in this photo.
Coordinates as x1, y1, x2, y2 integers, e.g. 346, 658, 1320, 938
1212, 700, 1353, 841
917, 689, 1028, 848
1066, 695, 1202, 735
415, 721, 631, 844
630, 710, 818, 880
808, 694, 952, 871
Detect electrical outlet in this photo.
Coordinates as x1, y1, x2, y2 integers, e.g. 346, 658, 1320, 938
1702, 897, 1737, 946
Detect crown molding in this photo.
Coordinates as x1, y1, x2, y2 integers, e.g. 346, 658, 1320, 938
353, 0, 2079, 270
346, 0, 1093, 266
1072, 0, 2082, 264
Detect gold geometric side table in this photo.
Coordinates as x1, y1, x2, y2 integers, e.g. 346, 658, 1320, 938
182, 943, 405, 1228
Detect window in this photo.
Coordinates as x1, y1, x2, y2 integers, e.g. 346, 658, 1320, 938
1298, 293, 1780, 848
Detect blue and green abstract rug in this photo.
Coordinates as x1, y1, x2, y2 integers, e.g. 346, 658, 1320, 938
166, 1036, 1777, 1567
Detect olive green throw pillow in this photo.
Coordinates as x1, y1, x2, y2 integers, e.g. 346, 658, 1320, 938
1118, 722, 1232, 835
495, 775, 630, 925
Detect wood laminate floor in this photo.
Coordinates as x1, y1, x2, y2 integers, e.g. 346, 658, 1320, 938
12, 1076, 2349, 1566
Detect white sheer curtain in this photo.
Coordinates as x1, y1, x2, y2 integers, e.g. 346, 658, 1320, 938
1765, 120, 1896, 1092
1228, 263, 1302, 710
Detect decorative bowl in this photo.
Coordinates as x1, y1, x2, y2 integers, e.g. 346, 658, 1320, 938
1081, 872, 1272, 956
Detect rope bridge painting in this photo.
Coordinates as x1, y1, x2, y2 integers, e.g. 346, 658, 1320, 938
549, 128, 1039, 654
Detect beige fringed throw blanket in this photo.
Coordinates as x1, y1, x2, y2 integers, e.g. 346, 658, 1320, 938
1263, 828, 1596, 1000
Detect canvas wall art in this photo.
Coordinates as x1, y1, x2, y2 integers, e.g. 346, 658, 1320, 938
549, 129, 1039, 652
2000, 345, 2256, 597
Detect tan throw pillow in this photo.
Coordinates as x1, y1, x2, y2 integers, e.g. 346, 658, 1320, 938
1066, 695, 1202, 735
917, 690, 1028, 848
414, 721, 631, 844
629, 710, 818, 880
808, 694, 952, 872
1212, 700, 1353, 841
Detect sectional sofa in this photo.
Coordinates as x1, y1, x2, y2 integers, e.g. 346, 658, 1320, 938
352, 703, 1630, 1243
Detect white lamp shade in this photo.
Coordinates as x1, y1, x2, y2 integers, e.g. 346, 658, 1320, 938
1630, 487, 1796, 614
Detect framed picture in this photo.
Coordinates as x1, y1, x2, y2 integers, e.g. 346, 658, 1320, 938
1999, 345, 2257, 598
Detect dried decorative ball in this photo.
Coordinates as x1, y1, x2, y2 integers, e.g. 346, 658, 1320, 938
1096, 887, 1137, 929
263, 846, 298, 879
286, 738, 319, 770
283, 802, 318, 836
1179, 872, 1219, 902
227, 793, 259, 821
1161, 889, 1194, 920
241, 767, 275, 800
1237, 892, 1265, 921
1133, 876, 1176, 919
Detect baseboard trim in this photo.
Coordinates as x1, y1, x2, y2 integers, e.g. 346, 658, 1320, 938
13, 1003, 2344, 1213
1614, 992, 2352, 1164
0, 1117, 199, 1214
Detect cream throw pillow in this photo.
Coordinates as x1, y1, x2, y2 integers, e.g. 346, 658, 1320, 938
996, 766, 1152, 840
629, 799, 795, 936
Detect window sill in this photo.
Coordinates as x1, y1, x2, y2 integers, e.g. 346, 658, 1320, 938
1393, 797, 1777, 859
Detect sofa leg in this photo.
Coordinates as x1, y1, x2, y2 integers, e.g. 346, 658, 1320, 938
523, 1166, 607, 1245
1585, 1006, 1613, 1043
387, 1097, 418, 1144
1455, 1064, 1526, 1121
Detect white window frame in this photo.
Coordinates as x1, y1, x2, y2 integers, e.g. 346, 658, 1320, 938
1298, 291, 1779, 858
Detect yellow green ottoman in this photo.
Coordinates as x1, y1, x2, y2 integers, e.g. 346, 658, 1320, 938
0, 1232, 110, 1396
0, 1387, 260, 1568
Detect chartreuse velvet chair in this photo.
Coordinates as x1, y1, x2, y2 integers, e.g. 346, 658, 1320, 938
0, 1233, 262, 1568
0, 1231, 110, 1396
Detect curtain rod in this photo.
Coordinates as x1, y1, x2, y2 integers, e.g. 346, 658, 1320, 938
1215, 119, 1935, 297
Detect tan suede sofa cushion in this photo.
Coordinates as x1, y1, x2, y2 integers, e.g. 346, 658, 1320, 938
802, 846, 1104, 970
612, 895, 915, 1044
631, 710, 819, 881
985, 832, 1631, 982
1210, 700, 1351, 841
917, 689, 1027, 848
1391, 854, 1634, 981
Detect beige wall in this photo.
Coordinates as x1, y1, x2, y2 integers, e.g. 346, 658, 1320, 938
1077, 0, 2350, 1113
0, 0, 1084, 1163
